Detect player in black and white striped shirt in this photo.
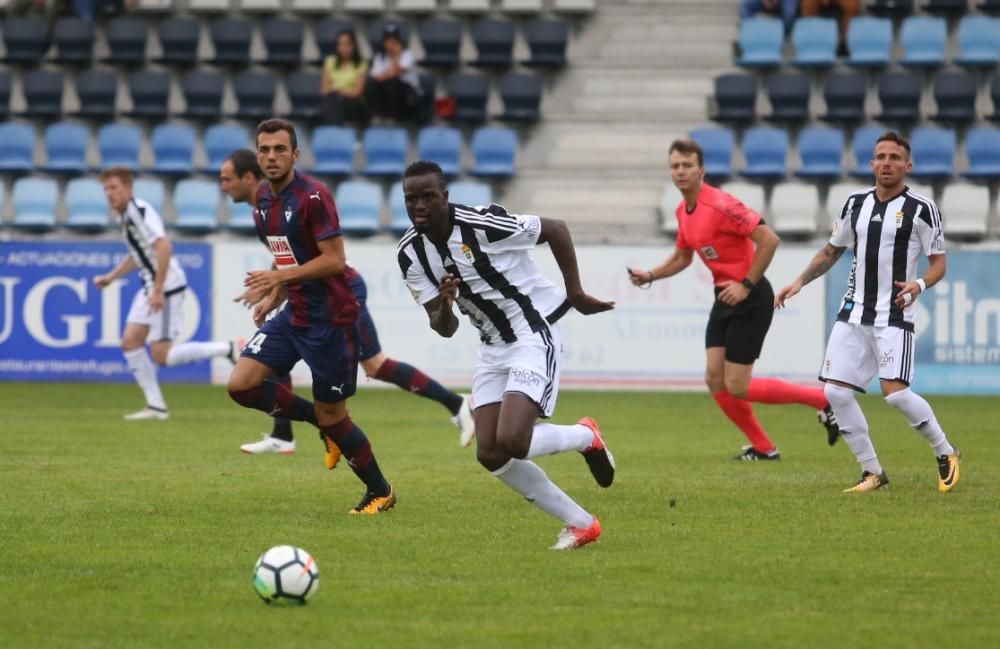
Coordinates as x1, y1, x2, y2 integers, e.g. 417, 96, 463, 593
776, 132, 961, 493
398, 161, 616, 550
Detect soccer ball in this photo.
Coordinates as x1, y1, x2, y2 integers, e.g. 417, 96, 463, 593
252, 545, 320, 605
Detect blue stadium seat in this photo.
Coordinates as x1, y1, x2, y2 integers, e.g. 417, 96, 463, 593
419, 18, 462, 68
51, 17, 94, 65
156, 17, 200, 66
764, 72, 811, 123
741, 126, 788, 179
497, 73, 543, 122
790, 17, 838, 68
523, 19, 568, 68
22, 70, 64, 119
3, 17, 49, 64
202, 124, 250, 173
362, 127, 408, 177
899, 16, 947, 67
209, 18, 253, 66
335, 180, 382, 236
12, 178, 58, 231
955, 16, 1000, 67
796, 126, 845, 179
388, 181, 411, 233
43, 122, 89, 175
846, 16, 892, 68
97, 124, 142, 171
0, 122, 36, 174
65, 178, 111, 231
820, 71, 867, 123
103, 16, 148, 65
909, 126, 955, 179
711, 73, 757, 123
964, 126, 1000, 180
876, 70, 921, 123
309, 126, 356, 176
471, 18, 515, 68
930, 72, 977, 124
416, 126, 462, 176
180, 71, 225, 120
284, 71, 322, 121
226, 197, 257, 233
848, 126, 883, 178
73, 69, 117, 120
690, 127, 735, 179
471, 126, 517, 178
232, 71, 276, 121
173, 178, 220, 233
448, 180, 493, 207
133, 178, 165, 215
312, 18, 357, 65
448, 73, 490, 122
126, 71, 170, 119
736, 17, 783, 68
149, 124, 196, 175
260, 18, 304, 67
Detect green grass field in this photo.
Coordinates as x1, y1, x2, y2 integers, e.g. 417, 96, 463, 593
2, 383, 998, 649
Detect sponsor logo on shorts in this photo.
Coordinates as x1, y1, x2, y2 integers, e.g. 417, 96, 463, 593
880, 350, 894, 369
510, 368, 541, 389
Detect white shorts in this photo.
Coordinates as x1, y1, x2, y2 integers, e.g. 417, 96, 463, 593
473, 324, 562, 418
820, 321, 915, 391
125, 288, 186, 342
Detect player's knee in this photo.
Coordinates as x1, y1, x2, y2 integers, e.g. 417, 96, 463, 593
476, 445, 507, 472
361, 354, 384, 378
497, 431, 529, 460
228, 385, 259, 408
724, 377, 749, 399
150, 348, 169, 366
824, 382, 855, 409
704, 371, 724, 393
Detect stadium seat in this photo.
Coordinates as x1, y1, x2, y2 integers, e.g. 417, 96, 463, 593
764, 73, 811, 123
741, 126, 788, 179
0, 72, 10, 119
344, 0, 386, 12
848, 125, 883, 178
260, 18, 304, 67
149, 124, 196, 175
180, 71, 225, 120
12, 178, 58, 231
126, 71, 170, 119
22, 70, 64, 119
471, 18, 515, 68
523, 19, 569, 68
208, 18, 253, 66
939, 183, 990, 239
419, 19, 463, 68
0, 122, 36, 174
362, 127, 408, 177
43, 122, 89, 175
554, 0, 596, 12
73, 69, 117, 120
416, 73, 436, 124
790, 17, 838, 68
173, 179, 221, 232
846, 16, 892, 68
720, 181, 765, 217
875, 70, 921, 123
334, 180, 382, 236
284, 71, 322, 121
502, 0, 543, 12
240, 0, 282, 11
103, 16, 148, 65
980, 0, 1000, 13
156, 17, 200, 66
768, 181, 820, 237
232, 71, 276, 121
2, 16, 49, 64
51, 17, 94, 65
292, 0, 335, 12
188, 0, 230, 11
309, 126, 356, 176
448, 180, 493, 206
955, 16, 1000, 67
964, 126, 1000, 181
398, 0, 437, 12
312, 18, 357, 64
690, 127, 735, 180
226, 197, 257, 233
64, 178, 111, 231
711, 73, 758, 123
471, 126, 517, 178
991, 73, 1000, 122
416, 126, 463, 176
202, 124, 250, 173
388, 181, 410, 233
819, 71, 867, 123
899, 16, 947, 67
448, 74, 490, 122
133, 177, 166, 215
930, 72, 977, 124
659, 182, 682, 233
497, 73, 543, 122
796, 126, 845, 179
448, 0, 490, 12
736, 17, 783, 68
868, 0, 914, 16
97, 123, 142, 171
909, 126, 955, 179
923, 0, 968, 13
824, 181, 862, 224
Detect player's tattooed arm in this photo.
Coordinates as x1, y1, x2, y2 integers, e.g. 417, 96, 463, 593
798, 243, 845, 286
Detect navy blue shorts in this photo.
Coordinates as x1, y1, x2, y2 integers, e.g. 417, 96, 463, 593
348, 273, 381, 363
241, 309, 359, 403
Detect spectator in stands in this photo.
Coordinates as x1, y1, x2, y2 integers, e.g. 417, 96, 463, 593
739, 0, 798, 32
365, 23, 422, 123
800, 0, 860, 56
320, 30, 370, 126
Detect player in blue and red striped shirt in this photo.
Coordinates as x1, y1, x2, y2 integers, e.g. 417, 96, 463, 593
227, 119, 395, 515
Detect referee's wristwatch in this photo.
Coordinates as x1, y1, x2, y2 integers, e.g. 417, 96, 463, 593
741, 277, 756, 290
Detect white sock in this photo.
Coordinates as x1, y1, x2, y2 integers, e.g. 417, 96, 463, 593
492, 459, 593, 528
124, 348, 167, 411
825, 383, 882, 475
884, 389, 955, 457
526, 422, 592, 458
165, 341, 231, 367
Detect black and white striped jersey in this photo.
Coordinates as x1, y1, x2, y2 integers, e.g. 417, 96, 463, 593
396, 203, 568, 345
117, 197, 187, 294
830, 185, 945, 331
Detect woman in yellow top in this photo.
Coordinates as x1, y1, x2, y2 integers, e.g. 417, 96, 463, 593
320, 30, 369, 125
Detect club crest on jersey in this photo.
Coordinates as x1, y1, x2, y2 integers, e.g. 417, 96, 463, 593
895, 210, 905, 227
266, 235, 299, 268
700, 245, 719, 260
284, 206, 293, 222
460, 244, 475, 263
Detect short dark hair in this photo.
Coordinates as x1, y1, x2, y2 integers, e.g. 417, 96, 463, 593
875, 131, 911, 155
668, 138, 704, 168
226, 148, 262, 180
100, 166, 133, 186
256, 118, 298, 150
404, 160, 446, 189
